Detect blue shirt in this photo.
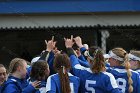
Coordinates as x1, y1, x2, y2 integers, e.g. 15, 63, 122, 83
0, 85, 3, 92
46, 72, 80, 93
29, 79, 46, 93
107, 66, 140, 93
78, 55, 90, 67
0, 81, 6, 92
70, 55, 122, 93
136, 69, 140, 75
1, 76, 35, 93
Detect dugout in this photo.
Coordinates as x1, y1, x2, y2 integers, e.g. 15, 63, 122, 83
0, 25, 140, 67
0, 26, 98, 67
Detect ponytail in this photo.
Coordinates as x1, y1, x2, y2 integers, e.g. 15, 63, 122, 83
124, 54, 133, 93
111, 48, 134, 93
58, 66, 71, 93
54, 54, 71, 93
91, 49, 106, 73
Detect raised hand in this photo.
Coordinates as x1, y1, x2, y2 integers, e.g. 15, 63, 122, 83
45, 36, 56, 52
64, 35, 74, 48
31, 80, 41, 88
74, 36, 83, 48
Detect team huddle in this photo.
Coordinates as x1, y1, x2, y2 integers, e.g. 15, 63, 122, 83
0, 36, 140, 93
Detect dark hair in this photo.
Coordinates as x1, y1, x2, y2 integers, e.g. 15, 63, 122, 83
53, 54, 71, 93
30, 60, 49, 80
88, 46, 106, 73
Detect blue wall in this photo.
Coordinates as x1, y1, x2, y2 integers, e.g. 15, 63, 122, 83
0, 0, 140, 14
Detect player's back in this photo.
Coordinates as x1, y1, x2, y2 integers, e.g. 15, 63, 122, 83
46, 73, 80, 93
72, 66, 121, 93
107, 66, 140, 93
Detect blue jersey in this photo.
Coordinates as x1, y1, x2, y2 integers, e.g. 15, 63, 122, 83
136, 69, 140, 75
0, 86, 1, 92
29, 79, 46, 93
78, 59, 89, 68
78, 55, 90, 67
0, 86, 2, 92
46, 72, 80, 93
0, 81, 6, 92
107, 66, 140, 93
0, 84, 3, 93
69, 55, 121, 93
1, 76, 35, 93
78, 55, 87, 62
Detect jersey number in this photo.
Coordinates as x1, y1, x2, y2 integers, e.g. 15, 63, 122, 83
116, 78, 126, 93
85, 80, 96, 93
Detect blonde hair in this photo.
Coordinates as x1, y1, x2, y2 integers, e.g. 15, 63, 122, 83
130, 50, 140, 67
88, 46, 106, 73
9, 58, 26, 73
112, 48, 133, 93
0, 64, 7, 73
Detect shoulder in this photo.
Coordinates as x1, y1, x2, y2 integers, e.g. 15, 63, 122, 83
103, 71, 116, 78
48, 73, 59, 78
102, 72, 118, 88
131, 69, 139, 74
1, 79, 19, 92
136, 69, 140, 73
68, 73, 80, 86
47, 73, 59, 83
68, 73, 80, 80
130, 70, 140, 79
102, 72, 117, 82
74, 64, 92, 73
5, 79, 18, 86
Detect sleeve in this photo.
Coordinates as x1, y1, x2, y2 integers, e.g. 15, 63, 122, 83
106, 66, 113, 73
78, 59, 89, 68
46, 76, 56, 93
78, 54, 90, 68
70, 55, 88, 78
47, 51, 55, 75
78, 55, 87, 61
47, 51, 55, 63
39, 51, 50, 61
69, 55, 80, 67
67, 48, 88, 77
80, 47, 86, 54
39, 50, 55, 75
47, 51, 55, 69
79, 47, 90, 62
